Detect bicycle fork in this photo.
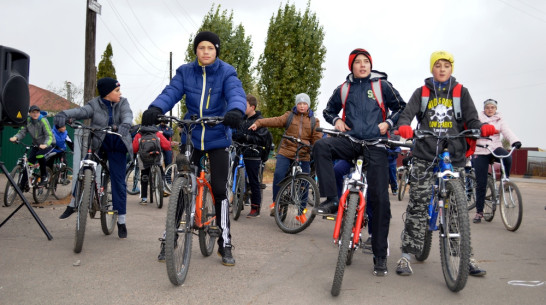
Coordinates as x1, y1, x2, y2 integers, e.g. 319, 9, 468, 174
333, 187, 367, 248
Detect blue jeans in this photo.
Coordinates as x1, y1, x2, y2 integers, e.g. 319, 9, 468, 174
272, 154, 310, 203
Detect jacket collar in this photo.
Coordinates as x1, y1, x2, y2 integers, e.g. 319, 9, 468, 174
347, 70, 388, 84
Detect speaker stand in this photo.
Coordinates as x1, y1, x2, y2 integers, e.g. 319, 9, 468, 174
0, 161, 53, 240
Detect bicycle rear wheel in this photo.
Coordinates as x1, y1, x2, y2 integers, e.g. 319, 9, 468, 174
483, 176, 496, 222
232, 169, 245, 220
274, 174, 318, 234
100, 174, 117, 235
465, 173, 477, 211
198, 184, 217, 256
439, 180, 470, 292
33, 167, 52, 203
331, 193, 358, 297
398, 169, 408, 201
125, 164, 140, 195
52, 166, 73, 200
152, 165, 164, 209
4, 165, 24, 207
74, 169, 93, 253
499, 181, 522, 231
165, 176, 193, 286
164, 163, 177, 193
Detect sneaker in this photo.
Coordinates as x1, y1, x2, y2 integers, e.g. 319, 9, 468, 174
59, 206, 75, 219
473, 212, 483, 223
140, 198, 148, 205
157, 240, 166, 262
218, 244, 235, 266
269, 202, 275, 217
392, 190, 398, 196
163, 191, 170, 197
363, 236, 372, 249
315, 199, 338, 215
246, 208, 260, 218
373, 256, 388, 276
395, 257, 413, 276
469, 258, 486, 276
38, 177, 48, 188
117, 223, 127, 239
295, 213, 307, 224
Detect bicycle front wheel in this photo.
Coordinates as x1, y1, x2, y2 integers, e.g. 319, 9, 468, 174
331, 192, 358, 297
232, 169, 245, 220
152, 165, 164, 209
125, 164, 140, 195
414, 228, 433, 262
465, 173, 477, 211
4, 165, 24, 207
483, 176, 496, 222
499, 181, 522, 231
398, 170, 409, 201
100, 174, 117, 235
439, 180, 470, 292
74, 169, 93, 253
164, 163, 177, 193
165, 176, 193, 286
274, 174, 318, 234
33, 167, 52, 203
198, 184, 217, 256
52, 166, 74, 200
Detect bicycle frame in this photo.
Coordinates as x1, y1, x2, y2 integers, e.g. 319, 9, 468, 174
194, 155, 215, 228
427, 149, 459, 232
484, 146, 516, 204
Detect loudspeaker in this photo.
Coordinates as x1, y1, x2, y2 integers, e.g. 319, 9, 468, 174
0, 45, 30, 127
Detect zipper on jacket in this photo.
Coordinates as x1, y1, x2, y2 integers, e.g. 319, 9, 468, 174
199, 66, 207, 150
206, 88, 211, 109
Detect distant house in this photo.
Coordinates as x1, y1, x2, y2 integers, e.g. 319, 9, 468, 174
29, 84, 79, 114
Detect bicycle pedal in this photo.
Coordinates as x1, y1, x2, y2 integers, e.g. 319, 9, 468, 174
207, 226, 221, 238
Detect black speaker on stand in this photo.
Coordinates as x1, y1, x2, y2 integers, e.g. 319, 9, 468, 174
0, 45, 53, 240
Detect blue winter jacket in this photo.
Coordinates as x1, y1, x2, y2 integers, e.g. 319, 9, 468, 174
323, 71, 406, 140
150, 59, 246, 151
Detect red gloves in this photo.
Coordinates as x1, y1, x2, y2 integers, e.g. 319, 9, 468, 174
398, 125, 413, 139
480, 124, 497, 137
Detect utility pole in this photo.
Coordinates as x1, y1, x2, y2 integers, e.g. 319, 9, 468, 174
84, 0, 101, 103
169, 51, 172, 117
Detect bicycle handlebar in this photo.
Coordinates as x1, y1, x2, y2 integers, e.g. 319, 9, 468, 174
158, 115, 224, 127
413, 128, 481, 140
69, 121, 122, 138
476, 144, 517, 159
316, 127, 414, 149
281, 135, 312, 148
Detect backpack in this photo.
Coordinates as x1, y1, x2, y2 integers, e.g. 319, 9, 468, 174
340, 80, 386, 121
261, 130, 274, 162
138, 126, 162, 167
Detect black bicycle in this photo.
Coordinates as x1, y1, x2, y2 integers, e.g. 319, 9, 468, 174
46, 151, 74, 200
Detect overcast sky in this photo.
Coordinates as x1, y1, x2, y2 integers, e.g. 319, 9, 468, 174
1, 0, 545, 148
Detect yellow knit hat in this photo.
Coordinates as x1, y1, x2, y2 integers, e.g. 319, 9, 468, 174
430, 50, 454, 72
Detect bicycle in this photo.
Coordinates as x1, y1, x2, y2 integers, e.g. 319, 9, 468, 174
3, 142, 52, 206
164, 162, 177, 193
408, 129, 479, 292
125, 156, 141, 195
159, 115, 222, 286
46, 151, 74, 200
141, 160, 164, 209
464, 159, 478, 211
273, 135, 319, 234
476, 144, 522, 231
318, 128, 410, 296
397, 151, 413, 201
69, 121, 119, 253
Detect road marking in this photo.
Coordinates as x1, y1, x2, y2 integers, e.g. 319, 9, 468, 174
507, 280, 544, 287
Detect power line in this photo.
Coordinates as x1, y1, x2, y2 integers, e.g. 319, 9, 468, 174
173, 0, 199, 29
497, 0, 546, 24
162, 0, 194, 36
124, 0, 169, 55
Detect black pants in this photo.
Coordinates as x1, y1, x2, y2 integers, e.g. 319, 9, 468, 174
140, 166, 165, 199
473, 148, 512, 213
191, 148, 231, 248
313, 137, 391, 258
243, 158, 262, 208
24, 146, 53, 181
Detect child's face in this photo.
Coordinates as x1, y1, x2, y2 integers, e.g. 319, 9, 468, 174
29, 110, 40, 119
432, 59, 452, 83
104, 87, 122, 103
57, 126, 67, 132
196, 41, 216, 66
484, 104, 497, 116
296, 102, 309, 114
352, 54, 371, 78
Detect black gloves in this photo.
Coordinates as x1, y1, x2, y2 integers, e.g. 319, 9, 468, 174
118, 123, 131, 137
512, 141, 522, 149
223, 110, 243, 129
54, 112, 68, 127
142, 106, 163, 126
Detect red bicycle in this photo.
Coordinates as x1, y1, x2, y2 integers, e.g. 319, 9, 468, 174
318, 128, 410, 296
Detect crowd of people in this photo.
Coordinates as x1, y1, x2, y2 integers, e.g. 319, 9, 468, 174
8, 31, 521, 280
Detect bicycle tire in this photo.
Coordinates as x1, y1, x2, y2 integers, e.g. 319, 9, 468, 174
232, 169, 245, 220
4, 165, 24, 207
125, 164, 140, 195
33, 167, 52, 203
100, 173, 117, 235
465, 173, 477, 211
499, 181, 522, 231
152, 165, 164, 209
74, 169, 93, 253
164, 163, 177, 193
483, 176, 496, 222
331, 192, 358, 297
398, 170, 408, 201
415, 229, 433, 262
165, 176, 193, 286
198, 183, 216, 256
52, 166, 74, 200
274, 174, 318, 234
439, 180, 470, 292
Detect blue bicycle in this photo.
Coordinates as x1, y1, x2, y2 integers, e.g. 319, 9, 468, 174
410, 129, 479, 292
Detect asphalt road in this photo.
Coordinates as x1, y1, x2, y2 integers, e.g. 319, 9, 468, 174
1, 177, 545, 304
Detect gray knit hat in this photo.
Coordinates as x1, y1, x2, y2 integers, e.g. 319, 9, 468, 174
295, 93, 310, 107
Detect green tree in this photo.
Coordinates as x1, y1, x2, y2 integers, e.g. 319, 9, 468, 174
257, 1, 326, 144
97, 43, 117, 80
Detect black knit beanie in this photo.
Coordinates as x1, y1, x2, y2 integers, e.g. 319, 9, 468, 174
97, 77, 120, 98
193, 31, 220, 57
